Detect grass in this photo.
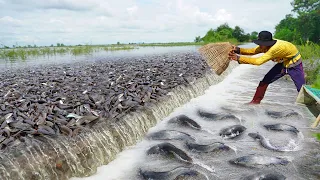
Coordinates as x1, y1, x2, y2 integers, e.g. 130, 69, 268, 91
298, 43, 320, 141
0, 45, 137, 60
297, 42, 320, 88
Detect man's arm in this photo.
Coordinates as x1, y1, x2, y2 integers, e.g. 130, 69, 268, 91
238, 51, 273, 65
238, 46, 262, 55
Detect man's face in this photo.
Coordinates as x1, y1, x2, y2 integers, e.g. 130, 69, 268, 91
259, 45, 270, 53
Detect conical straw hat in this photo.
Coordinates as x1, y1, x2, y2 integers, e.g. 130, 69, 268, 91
198, 42, 232, 75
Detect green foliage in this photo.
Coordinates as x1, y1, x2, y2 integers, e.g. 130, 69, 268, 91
311, 74, 320, 89
297, 43, 320, 86
291, 0, 320, 13
198, 23, 255, 43
250, 31, 258, 40
313, 133, 320, 141
0, 45, 138, 60
194, 36, 201, 43
275, 1, 320, 44
274, 28, 296, 42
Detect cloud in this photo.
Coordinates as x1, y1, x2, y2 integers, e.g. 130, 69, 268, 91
127, 5, 138, 17
214, 9, 232, 22
0, 16, 23, 26
7, 0, 99, 11
49, 18, 65, 24
0, 0, 294, 46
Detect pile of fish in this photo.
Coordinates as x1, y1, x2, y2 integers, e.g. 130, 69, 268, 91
0, 52, 210, 150
138, 108, 304, 179
138, 109, 245, 180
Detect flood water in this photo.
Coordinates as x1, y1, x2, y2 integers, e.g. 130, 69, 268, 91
69, 44, 320, 180
0, 46, 201, 70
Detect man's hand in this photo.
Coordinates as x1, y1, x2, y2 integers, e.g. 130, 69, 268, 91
228, 51, 239, 61
230, 45, 240, 54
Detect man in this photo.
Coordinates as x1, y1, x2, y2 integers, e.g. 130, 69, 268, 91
228, 30, 305, 104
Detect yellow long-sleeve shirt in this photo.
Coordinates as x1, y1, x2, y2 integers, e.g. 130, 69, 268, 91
238, 39, 302, 68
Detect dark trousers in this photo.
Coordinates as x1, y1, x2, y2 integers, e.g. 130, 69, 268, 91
261, 62, 306, 92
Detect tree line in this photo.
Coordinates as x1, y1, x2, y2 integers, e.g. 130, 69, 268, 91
194, 23, 258, 43
274, 0, 319, 44
196, 1, 319, 45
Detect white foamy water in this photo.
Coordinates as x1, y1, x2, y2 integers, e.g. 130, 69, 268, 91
71, 50, 318, 180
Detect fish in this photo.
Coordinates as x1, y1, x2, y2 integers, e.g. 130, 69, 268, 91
229, 154, 289, 168
139, 166, 202, 180
263, 123, 300, 134
248, 133, 299, 152
265, 109, 301, 119
197, 110, 239, 121
146, 130, 196, 141
60, 125, 73, 137
168, 115, 201, 130
219, 125, 246, 139
186, 141, 231, 153
66, 113, 82, 119
240, 171, 286, 180
38, 125, 56, 136
147, 142, 193, 164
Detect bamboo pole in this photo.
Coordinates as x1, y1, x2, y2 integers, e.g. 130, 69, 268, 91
311, 114, 320, 128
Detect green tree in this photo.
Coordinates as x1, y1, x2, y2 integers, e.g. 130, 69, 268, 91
216, 23, 233, 33
291, 0, 320, 13
296, 11, 320, 43
194, 36, 201, 42
232, 26, 244, 41
288, 0, 320, 43
201, 28, 216, 42
274, 28, 296, 42
218, 29, 233, 39
250, 31, 258, 40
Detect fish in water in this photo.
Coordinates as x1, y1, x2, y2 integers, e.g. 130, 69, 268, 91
139, 166, 202, 180
240, 171, 286, 180
265, 109, 301, 119
229, 154, 289, 168
197, 110, 239, 121
186, 141, 231, 153
146, 130, 196, 142
168, 115, 201, 130
219, 125, 246, 139
263, 123, 300, 134
248, 133, 298, 152
147, 142, 193, 164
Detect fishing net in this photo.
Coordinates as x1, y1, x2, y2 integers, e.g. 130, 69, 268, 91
198, 42, 232, 75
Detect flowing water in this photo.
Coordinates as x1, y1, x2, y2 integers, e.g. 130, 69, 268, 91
70, 53, 320, 180
0, 44, 319, 180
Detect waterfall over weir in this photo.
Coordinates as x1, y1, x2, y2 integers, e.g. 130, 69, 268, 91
71, 60, 320, 179
0, 59, 239, 180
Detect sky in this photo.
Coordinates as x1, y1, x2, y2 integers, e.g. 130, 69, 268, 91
0, 0, 295, 47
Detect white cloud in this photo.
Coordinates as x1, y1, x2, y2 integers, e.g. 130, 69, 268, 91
214, 9, 232, 22
0, 16, 23, 26
0, 0, 294, 46
127, 5, 138, 17
49, 18, 65, 24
